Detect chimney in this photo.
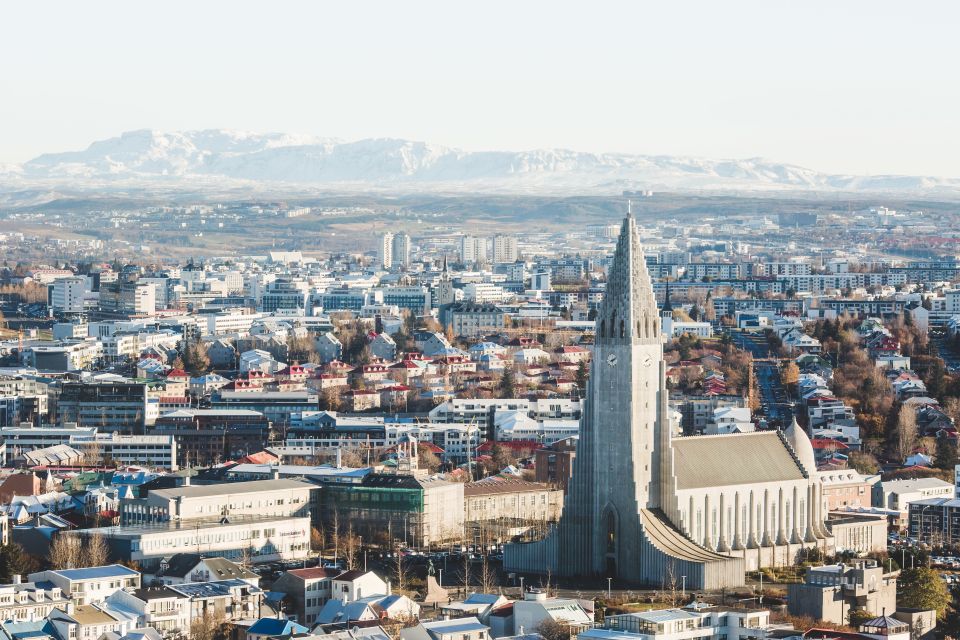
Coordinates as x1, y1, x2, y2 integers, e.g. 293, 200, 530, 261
183, 475, 191, 487
12, 575, 21, 585
386, 579, 392, 595
272, 467, 280, 480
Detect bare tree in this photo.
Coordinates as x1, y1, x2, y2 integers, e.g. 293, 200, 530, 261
344, 523, 361, 571
49, 535, 82, 569
189, 611, 230, 640
897, 405, 918, 463
85, 533, 110, 567
310, 526, 325, 553
478, 551, 498, 594
392, 543, 414, 594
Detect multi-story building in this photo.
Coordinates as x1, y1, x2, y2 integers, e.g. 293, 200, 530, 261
98, 281, 156, 318
0, 579, 74, 622
909, 497, 960, 546
462, 283, 505, 303
50, 276, 88, 315
260, 278, 309, 312
463, 477, 563, 529
0, 376, 48, 423
57, 381, 150, 432
27, 565, 141, 606
71, 515, 311, 571
153, 409, 271, 467
30, 341, 104, 372
322, 474, 464, 547
588, 606, 773, 640
534, 438, 577, 491
380, 233, 395, 268
819, 470, 879, 511
392, 233, 411, 267
460, 236, 487, 264
120, 478, 315, 524
443, 302, 506, 337
875, 477, 953, 526
787, 560, 897, 625
382, 286, 431, 315
492, 235, 519, 264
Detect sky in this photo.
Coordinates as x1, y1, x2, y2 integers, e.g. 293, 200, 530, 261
2, 1, 959, 176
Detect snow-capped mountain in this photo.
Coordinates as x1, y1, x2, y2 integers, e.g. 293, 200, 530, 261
8, 129, 960, 194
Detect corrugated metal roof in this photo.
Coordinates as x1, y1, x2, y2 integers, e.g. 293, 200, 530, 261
672, 432, 804, 490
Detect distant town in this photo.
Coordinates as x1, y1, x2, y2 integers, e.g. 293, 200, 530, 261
0, 194, 959, 640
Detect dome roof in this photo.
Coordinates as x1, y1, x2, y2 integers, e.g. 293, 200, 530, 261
786, 416, 817, 476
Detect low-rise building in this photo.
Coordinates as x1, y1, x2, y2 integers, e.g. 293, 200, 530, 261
787, 560, 897, 624
28, 565, 141, 606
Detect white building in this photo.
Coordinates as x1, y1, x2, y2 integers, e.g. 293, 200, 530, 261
50, 276, 88, 314
461, 236, 488, 264
380, 233, 395, 268
392, 233, 411, 267
464, 283, 505, 304
28, 565, 141, 606
493, 235, 519, 264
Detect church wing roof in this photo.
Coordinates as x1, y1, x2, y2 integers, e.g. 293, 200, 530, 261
671, 432, 805, 490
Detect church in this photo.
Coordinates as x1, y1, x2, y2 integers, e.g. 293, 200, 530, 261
504, 210, 832, 590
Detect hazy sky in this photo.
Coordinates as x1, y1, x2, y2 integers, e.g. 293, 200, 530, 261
2, 1, 959, 176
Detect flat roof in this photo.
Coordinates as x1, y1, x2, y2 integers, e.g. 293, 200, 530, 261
149, 478, 314, 500
49, 564, 140, 581
72, 514, 309, 539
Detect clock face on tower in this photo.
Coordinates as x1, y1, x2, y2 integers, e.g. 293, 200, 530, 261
606, 354, 618, 367
643, 354, 653, 367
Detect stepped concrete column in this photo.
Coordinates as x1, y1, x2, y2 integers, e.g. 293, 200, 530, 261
790, 486, 803, 544
746, 491, 759, 549
732, 492, 744, 551
761, 489, 773, 547
702, 495, 714, 550
776, 488, 789, 545
717, 493, 731, 552
804, 484, 817, 543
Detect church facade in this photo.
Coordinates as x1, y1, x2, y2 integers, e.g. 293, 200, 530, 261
504, 212, 832, 590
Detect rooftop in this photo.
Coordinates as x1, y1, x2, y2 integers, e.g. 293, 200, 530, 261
46, 564, 139, 581
149, 478, 314, 500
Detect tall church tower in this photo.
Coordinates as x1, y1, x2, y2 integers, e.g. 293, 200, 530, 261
557, 210, 672, 580
436, 256, 456, 307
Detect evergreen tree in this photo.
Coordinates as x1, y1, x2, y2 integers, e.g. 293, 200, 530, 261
499, 366, 516, 398
935, 437, 959, 471
575, 360, 589, 398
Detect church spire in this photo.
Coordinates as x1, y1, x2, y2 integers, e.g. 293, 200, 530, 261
597, 210, 659, 342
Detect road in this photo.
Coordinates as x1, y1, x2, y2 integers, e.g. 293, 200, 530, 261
730, 331, 771, 358
729, 330, 795, 428
754, 360, 795, 428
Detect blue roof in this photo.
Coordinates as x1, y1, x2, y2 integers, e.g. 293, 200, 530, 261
247, 618, 309, 636
53, 564, 139, 580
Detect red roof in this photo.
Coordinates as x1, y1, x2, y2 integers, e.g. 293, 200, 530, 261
811, 438, 849, 450
166, 369, 189, 379
477, 440, 540, 452
238, 451, 280, 465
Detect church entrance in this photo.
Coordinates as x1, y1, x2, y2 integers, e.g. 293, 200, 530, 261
605, 509, 618, 578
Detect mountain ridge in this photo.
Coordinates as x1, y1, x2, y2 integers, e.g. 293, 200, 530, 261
4, 128, 960, 195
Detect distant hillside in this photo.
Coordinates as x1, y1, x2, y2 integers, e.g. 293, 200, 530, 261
4, 129, 960, 195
